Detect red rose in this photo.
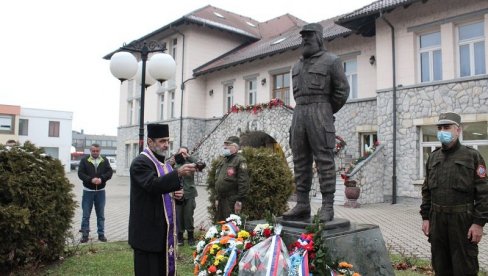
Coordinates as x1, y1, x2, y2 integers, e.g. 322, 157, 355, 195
208, 265, 217, 273
263, 228, 272, 237
245, 243, 253, 249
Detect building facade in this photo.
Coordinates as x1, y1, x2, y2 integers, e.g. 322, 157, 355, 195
111, 0, 488, 203
17, 107, 73, 172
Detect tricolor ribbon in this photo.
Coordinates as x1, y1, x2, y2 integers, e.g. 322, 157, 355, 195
265, 235, 282, 276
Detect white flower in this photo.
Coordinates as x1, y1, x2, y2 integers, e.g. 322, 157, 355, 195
205, 226, 218, 239
216, 269, 222, 275
196, 240, 206, 253
226, 214, 242, 226
198, 271, 207, 276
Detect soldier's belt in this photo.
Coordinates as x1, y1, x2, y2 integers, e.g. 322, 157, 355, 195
432, 203, 474, 213
295, 96, 329, 105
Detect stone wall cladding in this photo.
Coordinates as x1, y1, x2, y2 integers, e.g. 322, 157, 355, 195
334, 98, 377, 161
377, 76, 488, 199
192, 107, 295, 186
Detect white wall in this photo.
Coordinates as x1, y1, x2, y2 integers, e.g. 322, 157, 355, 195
19, 108, 73, 172
375, 0, 488, 90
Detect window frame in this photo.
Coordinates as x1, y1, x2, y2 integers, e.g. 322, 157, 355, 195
457, 20, 485, 77
360, 132, 378, 156
159, 92, 165, 120
48, 121, 60, 137
224, 84, 234, 112
343, 58, 358, 99
419, 122, 488, 177
169, 90, 175, 118
19, 118, 28, 136
418, 31, 442, 83
272, 72, 290, 105
246, 78, 257, 105
0, 114, 14, 134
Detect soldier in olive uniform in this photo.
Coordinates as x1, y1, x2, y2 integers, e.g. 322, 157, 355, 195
174, 146, 198, 246
214, 136, 250, 221
420, 112, 488, 275
283, 23, 349, 222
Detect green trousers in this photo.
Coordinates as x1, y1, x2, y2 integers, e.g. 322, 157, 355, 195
176, 197, 196, 233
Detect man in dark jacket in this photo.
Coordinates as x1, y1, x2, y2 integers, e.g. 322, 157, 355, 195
420, 112, 488, 275
129, 124, 196, 276
214, 136, 250, 221
174, 146, 198, 247
283, 23, 349, 222
78, 143, 113, 243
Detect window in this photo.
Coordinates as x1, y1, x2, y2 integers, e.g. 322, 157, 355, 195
159, 93, 165, 120
419, 122, 488, 177
127, 101, 133, 125
458, 21, 485, 77
169, 90, 175, 118
419, 31, 442, 82
246, 79, 257, 105
127, 80, 135, 99
132, 142, 139, 159
19, 119, 28, 136
272, 72, 290, 105
171, 38, 177, 60
344, 59, 358, 99
41, 147, 59, 158
135, 99, 141, 124
48, 121, 60, 137
360, 133, 378, 156
225, 84, 234, 112
0, 114, 14, 133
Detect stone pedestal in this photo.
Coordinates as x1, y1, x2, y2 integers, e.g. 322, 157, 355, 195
246, 219, 394, 276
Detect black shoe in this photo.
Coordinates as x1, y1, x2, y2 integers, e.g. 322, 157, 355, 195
80, 236, 89, 243
177, 232, 184, 246
98, 235, 107, 242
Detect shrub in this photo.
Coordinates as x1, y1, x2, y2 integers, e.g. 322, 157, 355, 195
0, 141, 76, 272
206, 147, 294, 221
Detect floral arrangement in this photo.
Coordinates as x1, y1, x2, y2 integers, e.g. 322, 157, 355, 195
341, 140, 380, 183
194, 215, 277, 275
334, 136, 347, 156
193, 214, 251, 276
229, 98, 287, 114
285, 215, 362, 276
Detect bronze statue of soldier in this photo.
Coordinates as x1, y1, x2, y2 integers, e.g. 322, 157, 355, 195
283, 23, 350, 222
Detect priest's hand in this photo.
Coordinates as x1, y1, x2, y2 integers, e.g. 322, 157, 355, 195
174, 189, 184, 200
177, 163, 196, 177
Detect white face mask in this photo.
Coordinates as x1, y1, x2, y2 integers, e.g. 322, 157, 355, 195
222, 148, 231, 157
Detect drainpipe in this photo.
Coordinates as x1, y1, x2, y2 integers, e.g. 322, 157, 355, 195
381, 13, 397, 204
180, 77, 195, 146
171, 29, 187, 147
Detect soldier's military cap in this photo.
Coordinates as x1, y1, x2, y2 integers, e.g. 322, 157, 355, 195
224, 136, 240, 146
299, 23, 323, 38
437, 112, 461, 126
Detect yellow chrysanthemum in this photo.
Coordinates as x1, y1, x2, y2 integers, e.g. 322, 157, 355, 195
238, 230, 250, 239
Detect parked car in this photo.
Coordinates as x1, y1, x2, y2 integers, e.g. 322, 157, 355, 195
70, 160, 80, 171
107, 156, 117, 172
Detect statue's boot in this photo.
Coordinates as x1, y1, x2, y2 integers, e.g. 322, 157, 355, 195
319, 193, 334, 222
283, 192, 311, 220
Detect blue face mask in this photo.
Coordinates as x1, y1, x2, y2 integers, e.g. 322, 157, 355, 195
437, 131, 453, 145
222, 148, 231, 157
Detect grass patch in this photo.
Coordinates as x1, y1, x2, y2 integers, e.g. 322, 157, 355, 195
9, 241, 486, 276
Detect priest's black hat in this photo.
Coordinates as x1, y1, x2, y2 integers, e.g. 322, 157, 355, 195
147, 124, 169, 139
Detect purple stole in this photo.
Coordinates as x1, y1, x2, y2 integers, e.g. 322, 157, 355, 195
141, 148, 177, 276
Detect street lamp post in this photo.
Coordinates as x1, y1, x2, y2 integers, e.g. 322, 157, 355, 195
109, 41, 176, 153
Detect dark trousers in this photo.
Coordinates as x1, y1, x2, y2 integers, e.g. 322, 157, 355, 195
176, 197, 196, 233
429, 211, 479, 275
291, 104, 336, 194
133, 249, 166, 276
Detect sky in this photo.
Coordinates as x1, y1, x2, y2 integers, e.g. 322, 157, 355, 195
0, 0, 373, 136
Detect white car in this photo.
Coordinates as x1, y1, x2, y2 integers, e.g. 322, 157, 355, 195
107, 156, 117, 172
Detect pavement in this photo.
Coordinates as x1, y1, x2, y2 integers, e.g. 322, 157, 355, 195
67, 172, 488, 271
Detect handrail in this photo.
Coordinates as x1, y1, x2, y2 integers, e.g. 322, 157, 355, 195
343, 144, 385, 178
